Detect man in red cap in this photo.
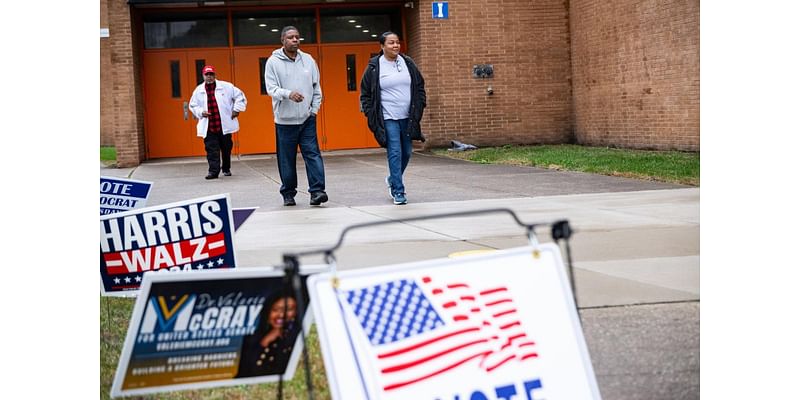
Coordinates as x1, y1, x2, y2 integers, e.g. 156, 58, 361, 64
189, 65, 247, 179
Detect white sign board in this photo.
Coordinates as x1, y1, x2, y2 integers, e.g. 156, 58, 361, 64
308, 244, 601, 400
110, 265, 325, 397
100, 175, 153, 215
99, 194, 237, 296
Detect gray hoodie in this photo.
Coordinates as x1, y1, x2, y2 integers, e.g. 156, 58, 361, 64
264, 48, 322, 125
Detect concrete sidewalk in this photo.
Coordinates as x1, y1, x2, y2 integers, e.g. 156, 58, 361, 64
101, 150, 699, 399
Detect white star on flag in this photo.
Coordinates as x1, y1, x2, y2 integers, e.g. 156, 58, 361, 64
124, 276, 131, 283
114, 277, 121, 284
196, 263, 204, 270
135, 276, 142, 282
217, 258, 224, 265
207, 260, 214, 268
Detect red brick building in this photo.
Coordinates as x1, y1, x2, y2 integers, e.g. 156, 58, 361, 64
100, 0, 699, 167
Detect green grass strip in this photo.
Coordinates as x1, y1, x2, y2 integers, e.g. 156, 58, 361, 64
434, 144, 699, 186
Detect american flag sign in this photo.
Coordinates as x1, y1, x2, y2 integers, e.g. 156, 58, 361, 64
345, 277, 538, 391
309, 244, 601, 400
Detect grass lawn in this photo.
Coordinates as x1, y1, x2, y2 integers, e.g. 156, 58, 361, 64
100, 297, 331, 399
432, 144, 699, 186
101, 146, 117, 166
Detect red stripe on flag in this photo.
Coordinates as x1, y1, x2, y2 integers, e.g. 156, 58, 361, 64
486, 299, 512, 307
378, 327, 481, 359
500, 321, 521, 330
501, 336, 527, 351
479, 287, 508, 296
381, 339, 489, 373
493, 309, 517, 318
486, 354, 515, 372
383, 351, 491, 391
503, 333, 526, 347
447, 283, 468, 289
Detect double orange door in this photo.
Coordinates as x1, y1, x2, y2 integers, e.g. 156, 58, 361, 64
142, 44, 379, 159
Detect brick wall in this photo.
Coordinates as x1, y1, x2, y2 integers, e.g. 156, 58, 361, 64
100, 0, 113, 146
107, 0, 146, 167
570, 0, 699, 151
407, 0, 573, 149
102, 0, 699, 166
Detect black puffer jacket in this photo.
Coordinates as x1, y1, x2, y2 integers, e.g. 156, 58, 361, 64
359, 54, 427, 148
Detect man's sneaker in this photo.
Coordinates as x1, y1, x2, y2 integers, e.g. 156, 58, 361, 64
283, 196, 296, 206
205, 174, 219, 180
222, 170, 232, 176
392, 193, 407, 205
385, 176, 392, 199
310, 191, 329, 206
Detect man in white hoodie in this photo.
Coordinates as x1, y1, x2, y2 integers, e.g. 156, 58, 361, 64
265, 26, 328, 206
189, 65, 247, 179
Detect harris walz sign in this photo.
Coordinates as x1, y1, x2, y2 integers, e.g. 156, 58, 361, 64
100, 194, 237, 296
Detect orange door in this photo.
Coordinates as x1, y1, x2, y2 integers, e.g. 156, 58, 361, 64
142, 49, 230, 158
232, 46, 325, 155
319, 44, 378, 151
232, 47, 276, 154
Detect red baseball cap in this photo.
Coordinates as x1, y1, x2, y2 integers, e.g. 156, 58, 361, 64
202, 65, 216, 75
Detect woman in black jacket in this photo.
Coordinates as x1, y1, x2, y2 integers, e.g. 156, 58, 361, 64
360, 31, 427, 205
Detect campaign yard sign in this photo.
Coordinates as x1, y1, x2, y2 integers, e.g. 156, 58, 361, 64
100, 176, 153, 215
100, 194, 237, 296
308, 244, 601, 400
110, 267, 317, 397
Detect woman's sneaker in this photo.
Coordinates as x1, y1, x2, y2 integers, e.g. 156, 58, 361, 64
392, 193, 407, 205
385, 176, 393, 199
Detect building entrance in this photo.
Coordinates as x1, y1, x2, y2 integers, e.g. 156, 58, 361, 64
143, 49, 230, 158
138, 5, 402, 159
318, 44, 378, 150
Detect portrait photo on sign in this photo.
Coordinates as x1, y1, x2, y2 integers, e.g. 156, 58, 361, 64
110, 267, 315, 397
235, 288, 303, 378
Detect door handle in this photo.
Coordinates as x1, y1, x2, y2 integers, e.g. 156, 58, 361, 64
183, 101, 189, 120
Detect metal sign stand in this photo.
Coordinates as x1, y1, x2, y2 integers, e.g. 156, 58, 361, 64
277, 255, 316, 400
267, 256, 316, 400
279, 208, 577, 399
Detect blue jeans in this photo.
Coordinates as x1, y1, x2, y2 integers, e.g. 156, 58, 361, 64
385, 119, 412, 195
275, 115, 325, 198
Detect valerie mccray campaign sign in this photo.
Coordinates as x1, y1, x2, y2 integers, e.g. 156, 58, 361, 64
100, 194, 238, 296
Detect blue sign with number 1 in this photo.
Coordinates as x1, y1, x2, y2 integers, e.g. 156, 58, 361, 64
433, 2, 449, 19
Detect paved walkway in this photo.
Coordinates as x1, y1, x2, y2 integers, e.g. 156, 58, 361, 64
102, 150, 699, 399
